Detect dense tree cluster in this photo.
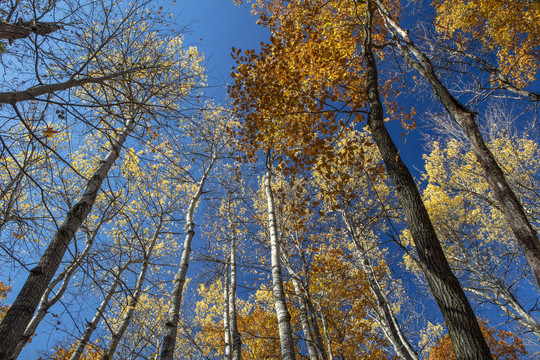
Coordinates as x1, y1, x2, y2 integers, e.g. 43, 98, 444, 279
0, 0, 539, 359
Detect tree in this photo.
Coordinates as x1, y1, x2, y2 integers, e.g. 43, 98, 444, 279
230, 0, 491, 358
262, 152, 296, 360
373, 0, 540, 290
159, 106, 235, 360
418, 122, 540, 341
0, 20, 205, 359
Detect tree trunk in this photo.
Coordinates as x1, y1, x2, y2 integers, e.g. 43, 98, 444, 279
292, 278, 318, 360
317, 305, 334, 360
0, 70, 136, 104
226, 195, 242, 360
12, 228, 99, 358
280, 254, 322, 360
374, 0, 540, 291
159, 155, 217, 360
264, 152, 296, 360
303, 296, 328, 360
223, 259, 232, 360
0, 118, 136, 360
362, 3, 492, 359
0, 20, 62, 43
341, 209, 418, 360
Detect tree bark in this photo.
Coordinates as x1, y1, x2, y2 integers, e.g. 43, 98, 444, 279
0, 70, 136, 104
159, 155, 217, 360
226, 194, 242, 360
362, 3, 492, 359
280, 251, 321, 360
374, 0, 540, 291
0, 118, 136, 360
0, 20, 62, 43
223, 259, 232, 360
12, 228, 99, 358
264, 151, 296, 360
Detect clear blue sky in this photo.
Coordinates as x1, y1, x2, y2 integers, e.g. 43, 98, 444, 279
175, 0, 270, 90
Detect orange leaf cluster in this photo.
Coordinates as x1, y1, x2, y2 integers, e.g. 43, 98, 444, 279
230, 0, 401, 171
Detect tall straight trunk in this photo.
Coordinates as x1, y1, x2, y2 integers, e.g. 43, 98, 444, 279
226, 195, 242, 360
362, 3, 492, 359
223, 259, 232, 360
280, 255, 323, 360
374, 0, 540, 290
69, 264, 130, 360
13, 228, 99, 358
317, 305, 334, 360
341, 209, 418, 360
264, 152, 296, 360
0, 118, 136, 360
302, 294, 327, 360
290, 274, 318, 360
100, 221, 163, 360
159, 155, 217, 360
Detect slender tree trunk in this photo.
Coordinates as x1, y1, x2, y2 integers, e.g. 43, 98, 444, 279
226, 195, 242, 360
159, 155, 217, 360
374, 0, 540, 291
100, 222, 162, 360
12, 229, 99, 358
0, 118, 136, 360
280, 255, 321, 360
317, 305, 333, 360
341, 209, 418, 360
223, 259, 232, 360
264, 151, 296, 360
293, 278, 318, 360
303, 296, 328, 360
362, 3, 492, 359
69, 264, 130, 360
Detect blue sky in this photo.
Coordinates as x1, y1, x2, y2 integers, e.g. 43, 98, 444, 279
174, 0, 270, 91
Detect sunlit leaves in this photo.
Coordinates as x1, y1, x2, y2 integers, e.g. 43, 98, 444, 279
433, 0, 540, 86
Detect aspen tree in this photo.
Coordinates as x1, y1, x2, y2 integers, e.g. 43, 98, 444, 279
263, 151, 296, 360
159, 108, 233, 360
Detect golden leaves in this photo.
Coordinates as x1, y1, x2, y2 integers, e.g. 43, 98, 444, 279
434, 0, 540, 85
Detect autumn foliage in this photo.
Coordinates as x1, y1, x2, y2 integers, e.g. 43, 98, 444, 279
428, 320, 528, 360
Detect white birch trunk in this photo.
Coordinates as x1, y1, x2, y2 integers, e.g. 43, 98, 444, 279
264, 153, 296, 360
159, 155, 217, 360
0, 118, 136, 360
318, 306, 333, 360
226, 194, 241, 360
223, 259, 232, 360
292, 279, 318, 360
280, 255, 320, 360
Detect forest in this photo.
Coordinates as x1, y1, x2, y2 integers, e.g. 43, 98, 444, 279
0, 0, 539, 359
